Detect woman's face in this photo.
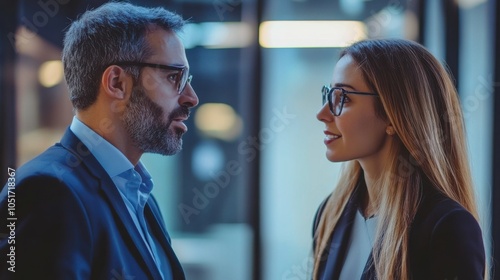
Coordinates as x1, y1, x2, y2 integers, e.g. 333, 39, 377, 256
316, 55, 392, 165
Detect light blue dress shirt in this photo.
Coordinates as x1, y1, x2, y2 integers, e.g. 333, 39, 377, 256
70, 117, 172, 279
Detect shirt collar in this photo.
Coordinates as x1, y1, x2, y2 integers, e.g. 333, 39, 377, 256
115, 163, 154, 210
135, 163, 154, 208
70, 117, 154, 209
70, 116, 133, 177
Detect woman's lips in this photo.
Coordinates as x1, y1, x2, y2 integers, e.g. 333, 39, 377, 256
323, 130, 341, 145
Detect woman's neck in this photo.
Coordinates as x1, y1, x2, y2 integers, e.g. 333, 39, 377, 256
360, 168, 382, 219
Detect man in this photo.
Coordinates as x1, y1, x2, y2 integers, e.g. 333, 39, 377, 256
0, 2, 197, 279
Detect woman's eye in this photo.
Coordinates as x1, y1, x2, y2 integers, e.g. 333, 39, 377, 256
343, 95, 352, 103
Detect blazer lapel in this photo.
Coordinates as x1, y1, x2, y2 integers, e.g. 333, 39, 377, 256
145, 201, 186, 280
59, 129, 163, 279
361, 254, 376, 280
98, 182, 163, 279
320, 188, 360, 280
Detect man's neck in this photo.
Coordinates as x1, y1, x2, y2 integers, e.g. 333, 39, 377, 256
75, 111, 142, 166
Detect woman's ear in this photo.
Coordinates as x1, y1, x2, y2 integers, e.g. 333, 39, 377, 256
101, 65, 132, 100
386, 125, 395, 136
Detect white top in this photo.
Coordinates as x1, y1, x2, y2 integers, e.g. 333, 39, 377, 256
339, 209, 378, 280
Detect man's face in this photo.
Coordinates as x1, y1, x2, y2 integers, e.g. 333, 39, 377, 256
122, 28, 199, 156
123, 84, 189, 155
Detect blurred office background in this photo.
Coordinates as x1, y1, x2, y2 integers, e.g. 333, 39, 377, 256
1, 0, 499, 279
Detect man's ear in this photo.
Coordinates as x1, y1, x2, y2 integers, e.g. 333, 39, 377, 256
101, 65, 132, 101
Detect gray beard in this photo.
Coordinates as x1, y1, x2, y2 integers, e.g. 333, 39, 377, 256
122, 85, 188, 156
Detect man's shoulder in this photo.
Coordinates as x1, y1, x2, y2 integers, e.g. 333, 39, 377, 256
17, 143, 79, 179
11, 141, 100, 194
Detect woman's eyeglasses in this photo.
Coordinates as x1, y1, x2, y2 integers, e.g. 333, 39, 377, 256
321, 86, 379, 116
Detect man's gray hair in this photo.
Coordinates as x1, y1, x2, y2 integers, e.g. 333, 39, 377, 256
62, 2, 186, 110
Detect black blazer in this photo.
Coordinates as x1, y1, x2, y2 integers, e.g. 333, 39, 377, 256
0, 129, 185, 279
313, 183, 485, 280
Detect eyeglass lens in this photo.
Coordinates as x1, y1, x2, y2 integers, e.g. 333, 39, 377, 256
332, 89, 343, 115
178, 69, 187, 93
322, 87, 344, 116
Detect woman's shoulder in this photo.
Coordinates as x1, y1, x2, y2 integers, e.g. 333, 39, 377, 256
409, 188, 485, 279
412, 188, 479, 233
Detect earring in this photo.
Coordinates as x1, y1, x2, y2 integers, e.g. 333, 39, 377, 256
386, 127, 394, 135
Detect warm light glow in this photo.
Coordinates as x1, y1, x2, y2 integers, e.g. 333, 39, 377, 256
182, 22, 253, 49
202, 22, 253, 49
259, 21, 367, 48
456, 0, 486, 9
39, 60, 64, 87
195, 103, 243, 141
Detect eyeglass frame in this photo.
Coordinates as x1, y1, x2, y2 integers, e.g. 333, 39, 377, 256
111, 61, 193, 94
322, 85, 379, 116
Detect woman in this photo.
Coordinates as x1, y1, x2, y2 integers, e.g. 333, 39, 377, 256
313, 39, 486, 280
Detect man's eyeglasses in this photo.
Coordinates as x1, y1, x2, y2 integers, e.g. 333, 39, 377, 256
321, 86, 379, 116
114, 61, 192, 94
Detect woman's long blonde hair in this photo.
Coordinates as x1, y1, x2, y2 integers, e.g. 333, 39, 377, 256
313, 39, 480, 279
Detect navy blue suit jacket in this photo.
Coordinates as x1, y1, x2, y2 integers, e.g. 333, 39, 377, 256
0, 129, 185, 279
313, 183, 485, 280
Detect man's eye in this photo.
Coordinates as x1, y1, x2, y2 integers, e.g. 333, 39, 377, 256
343, 96, 352, 103
167, 73, 179, 82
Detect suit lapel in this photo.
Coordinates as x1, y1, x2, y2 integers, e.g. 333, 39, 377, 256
59, 129, 163, 279
145, 200, 185, 280
320, 187, 360, 280
98, 182, 163, 279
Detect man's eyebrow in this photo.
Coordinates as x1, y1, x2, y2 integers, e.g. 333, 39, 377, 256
170, 64, 188, 68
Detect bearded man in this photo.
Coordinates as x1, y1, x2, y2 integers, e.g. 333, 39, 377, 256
0, 2, 198, 279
